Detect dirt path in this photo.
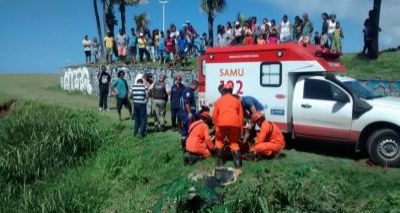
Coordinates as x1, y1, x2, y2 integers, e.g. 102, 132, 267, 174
0, 99, 16, 119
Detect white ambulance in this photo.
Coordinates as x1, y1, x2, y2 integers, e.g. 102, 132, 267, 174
197, 43, 400, 167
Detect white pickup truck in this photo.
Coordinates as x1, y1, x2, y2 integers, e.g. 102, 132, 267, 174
198, 44, 400, 166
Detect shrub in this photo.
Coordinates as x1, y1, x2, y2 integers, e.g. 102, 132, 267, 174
0, 101, 101, 184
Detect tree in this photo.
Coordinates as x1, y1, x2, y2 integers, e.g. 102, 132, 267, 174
93, 0, 104, 57
112, 0, 148, 34
200, 0, 227, 47
134, 13, 149, 34
369, 0, 382, 59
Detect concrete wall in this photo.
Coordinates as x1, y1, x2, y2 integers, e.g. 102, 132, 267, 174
59, 65, 400, 97
59, 65, 197, 96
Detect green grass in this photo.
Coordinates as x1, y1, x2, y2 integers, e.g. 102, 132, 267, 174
1, 52, 400, 212
340, 51, 400, 80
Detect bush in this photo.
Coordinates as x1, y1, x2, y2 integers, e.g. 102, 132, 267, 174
0, 101, 101, 184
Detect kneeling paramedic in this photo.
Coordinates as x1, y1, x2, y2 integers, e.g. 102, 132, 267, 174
248, 112, 285, 159
184, 111, 214, 165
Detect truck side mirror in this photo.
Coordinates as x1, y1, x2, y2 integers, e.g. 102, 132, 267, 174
333, 92, 350, 103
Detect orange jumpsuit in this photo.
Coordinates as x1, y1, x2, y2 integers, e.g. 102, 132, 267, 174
186, 120, 214, 157
254, 121, 285, 156
212, 93, 243, 151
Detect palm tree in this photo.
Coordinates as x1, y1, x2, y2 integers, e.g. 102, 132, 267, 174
93, 0, 104, 57
200, 0, 227, 47
134, 13, 149, 34
112, 0, 148, 34
370, 0, 381, 59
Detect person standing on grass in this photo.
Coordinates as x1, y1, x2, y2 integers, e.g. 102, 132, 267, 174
138, 32, 149, 63
97, 65, 111, 111
104, 32, 114, 64
158, 31, 166, 65
321, 13, 330, 48
116, 29, 127, 64
128, 28, 138, 65
298, 13, 313, 44
177, 31, 188, 67
213, 83, 244, 168
149, 73, 169, 132
279, 15, 292, 43
82, 35, 91, 64
112, 71, 132, 121
131, 78, 148, 138
92, 37, 100, 63
179, 80, 199, 151
331, 22, 344, 53
170, 75, 185, 131
165, 30, 176, 67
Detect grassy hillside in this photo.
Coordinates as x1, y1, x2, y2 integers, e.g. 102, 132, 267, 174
1, 69, 400, 211
341, 51, 400, 80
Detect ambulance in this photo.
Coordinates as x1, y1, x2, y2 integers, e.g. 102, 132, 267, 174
197, 43, 400, 167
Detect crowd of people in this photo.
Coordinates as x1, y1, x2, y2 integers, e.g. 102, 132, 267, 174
82, 21, 207, 67
214, 12, 344, 52
82, 12, 345, 66
97, 66, 285, 168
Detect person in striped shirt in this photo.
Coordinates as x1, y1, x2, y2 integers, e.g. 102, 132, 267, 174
131, 78, 148, 138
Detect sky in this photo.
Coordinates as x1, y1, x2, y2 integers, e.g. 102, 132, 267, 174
0, 0, 398, 73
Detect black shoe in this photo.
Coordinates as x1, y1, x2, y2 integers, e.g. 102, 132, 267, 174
243, 152, 262, 161
215, 149, 225, 167
183, 154, 204, 165
232, 151, 242, 168
181, 139, 186, 152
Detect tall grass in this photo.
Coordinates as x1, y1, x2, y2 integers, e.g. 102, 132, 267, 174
0, 101, 101, 184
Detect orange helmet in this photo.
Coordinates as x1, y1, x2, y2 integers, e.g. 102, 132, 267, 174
252, 112, 264, 123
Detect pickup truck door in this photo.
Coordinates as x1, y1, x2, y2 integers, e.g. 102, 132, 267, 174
293, 78, 353, 141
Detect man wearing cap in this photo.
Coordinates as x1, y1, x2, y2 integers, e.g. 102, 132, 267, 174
233, 21, 244, 45
149, 73, 169, 131
112, 71, 132, 121
212, 82, 243, 168
179, 80, 199, 151
246, 112, 285, 160
184, 111, 214, 165
97, 65, 111, 111
170, 75, 185, 131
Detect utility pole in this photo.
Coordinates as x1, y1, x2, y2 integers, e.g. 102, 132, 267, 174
159, 0, 168, 32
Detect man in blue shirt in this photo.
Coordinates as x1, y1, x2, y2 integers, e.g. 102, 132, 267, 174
179, 80, 199, 151
128, 28, 137, 65
177, 31, 188, 67
170, 75, 185, 131
235, 95, 265, 144
112, 71, 132, 121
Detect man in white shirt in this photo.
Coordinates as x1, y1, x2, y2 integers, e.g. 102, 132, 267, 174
82, 35, 91, 64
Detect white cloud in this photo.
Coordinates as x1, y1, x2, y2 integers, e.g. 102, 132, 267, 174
258, 0, 400, 48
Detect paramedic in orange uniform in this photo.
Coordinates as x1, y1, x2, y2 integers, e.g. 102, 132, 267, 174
185, 111, 214, 158
252, 112, 285, 157
212, 82, 244, 167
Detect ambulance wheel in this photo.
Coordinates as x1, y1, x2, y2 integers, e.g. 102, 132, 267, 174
367, 128, 400, 167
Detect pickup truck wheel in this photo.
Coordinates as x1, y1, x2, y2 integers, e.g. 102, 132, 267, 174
367, 128, 400, 167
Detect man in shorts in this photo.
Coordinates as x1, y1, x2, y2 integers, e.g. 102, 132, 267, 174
112, 71, 132, 121
165, 30, 175, 67
82, 35, 91, 64
104, 32, 114, 64
116, 29, 127, 64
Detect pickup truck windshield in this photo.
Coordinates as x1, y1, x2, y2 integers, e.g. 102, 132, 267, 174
342, 81, 383, 100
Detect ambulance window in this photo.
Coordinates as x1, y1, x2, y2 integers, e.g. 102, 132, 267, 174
201, 60, 206, 76
260, 63, 281, 87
